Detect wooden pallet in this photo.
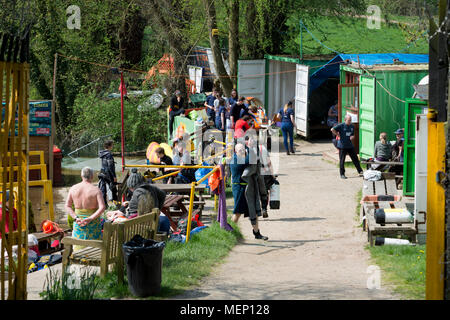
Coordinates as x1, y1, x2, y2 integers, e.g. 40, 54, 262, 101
361, 172, 399, 229
364, 201, 416, 246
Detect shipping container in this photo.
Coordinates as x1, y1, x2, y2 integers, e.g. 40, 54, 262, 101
237, 55, 333, 138
339, 62, 428, 159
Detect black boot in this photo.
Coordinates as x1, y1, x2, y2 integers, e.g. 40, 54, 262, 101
253, 229, 268, 240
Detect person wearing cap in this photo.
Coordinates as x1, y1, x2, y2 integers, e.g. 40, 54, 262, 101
108, 169, 169, 233
331, 115, 364, 179
125, 168, 166, 216
0, 191, 18, 239
392, 129, 405, 162
277, 101, 296, 155
65, 167, 106, 242
169, 90, 185, 139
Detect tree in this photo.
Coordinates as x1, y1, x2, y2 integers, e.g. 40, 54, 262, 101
118, 1, 146, 69
226, 0, 239, 87
203, 0, 234, 96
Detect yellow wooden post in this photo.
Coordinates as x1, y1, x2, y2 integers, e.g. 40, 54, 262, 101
426, 119, 446, 300
185, 182, 196, 243
1, 61, 29, 300
151, 170, 181, 182
214, 195, 218, 212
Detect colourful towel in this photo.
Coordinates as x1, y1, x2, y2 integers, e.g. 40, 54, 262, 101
72, 209, 102, 246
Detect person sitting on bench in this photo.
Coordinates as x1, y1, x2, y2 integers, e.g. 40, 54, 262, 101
372, 132, 392, 171
109, 169, 169, 234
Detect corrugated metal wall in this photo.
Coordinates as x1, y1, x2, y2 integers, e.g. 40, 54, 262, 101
266, 59, 329, 118
267, 60, 296, 118
374, 69, 428, 142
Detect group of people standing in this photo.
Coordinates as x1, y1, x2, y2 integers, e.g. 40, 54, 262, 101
230, 137, 275, 241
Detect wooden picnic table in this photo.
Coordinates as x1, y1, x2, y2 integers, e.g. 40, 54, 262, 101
161, 194, 203, 231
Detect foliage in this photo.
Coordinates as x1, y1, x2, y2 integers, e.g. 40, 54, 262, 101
68, 87, 168, 152
368, 244, 426, 300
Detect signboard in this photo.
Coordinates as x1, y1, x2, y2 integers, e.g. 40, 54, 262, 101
2, 101, 52, 136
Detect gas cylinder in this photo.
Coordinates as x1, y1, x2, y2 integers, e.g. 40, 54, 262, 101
269, 180, 280, 209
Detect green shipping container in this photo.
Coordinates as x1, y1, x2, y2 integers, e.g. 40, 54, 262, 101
340, 64, 428, 160
403, 99, 428, 196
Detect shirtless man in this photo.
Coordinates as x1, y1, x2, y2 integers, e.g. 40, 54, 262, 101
65, 167, 105, 239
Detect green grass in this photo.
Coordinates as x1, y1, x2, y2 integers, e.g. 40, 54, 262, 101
367, 244, 426, 300
286, 15, 428, 55
93, 219, 242, 300
355, 189, 363, 223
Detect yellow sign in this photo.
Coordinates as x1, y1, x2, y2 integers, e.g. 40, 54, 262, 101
212, 29, 219, 36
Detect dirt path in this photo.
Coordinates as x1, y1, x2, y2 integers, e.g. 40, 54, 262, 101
172, 139, 398, 300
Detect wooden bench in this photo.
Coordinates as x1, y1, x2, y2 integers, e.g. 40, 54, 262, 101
364, 201, 416, 246
61, 208, 159, 283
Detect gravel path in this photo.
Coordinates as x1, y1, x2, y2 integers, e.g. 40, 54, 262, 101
172, 139, 398, 300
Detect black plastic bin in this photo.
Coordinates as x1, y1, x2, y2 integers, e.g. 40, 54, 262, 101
122, 235, 166, 297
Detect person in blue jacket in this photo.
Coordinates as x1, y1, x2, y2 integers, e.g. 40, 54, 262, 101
204, 87, 218, 123
277, 101, 296, 155
215, 98, 227, 131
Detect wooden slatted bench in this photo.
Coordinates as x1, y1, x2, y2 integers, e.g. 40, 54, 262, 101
61, 208, 159, 283
364, 201, 416, 246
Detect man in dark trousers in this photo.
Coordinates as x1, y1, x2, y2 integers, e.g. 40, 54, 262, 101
98, 140, 118, 205
204, 87, 218, 123
169, 90, 185, 139
331, 115, 364, 179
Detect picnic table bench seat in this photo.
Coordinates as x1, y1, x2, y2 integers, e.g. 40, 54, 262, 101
61, 208, 159, 283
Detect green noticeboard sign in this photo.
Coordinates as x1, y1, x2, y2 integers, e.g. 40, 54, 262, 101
403, 99, 428, 196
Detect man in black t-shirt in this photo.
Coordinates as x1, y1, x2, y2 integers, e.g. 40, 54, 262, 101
155, 147, 176, 184
230, 96, 247, 129
331, 115, 363, 179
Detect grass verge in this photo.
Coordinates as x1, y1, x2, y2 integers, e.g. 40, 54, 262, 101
366, 244, 426, 300
355, 189, 362, 224
43, 219, 242, 300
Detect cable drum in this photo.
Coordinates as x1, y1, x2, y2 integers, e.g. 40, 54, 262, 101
137, 93, 164, 112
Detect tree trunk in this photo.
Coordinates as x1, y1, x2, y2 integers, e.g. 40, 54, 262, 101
228, 0, 239, 88
242, 0, 262, 59
203, 0, 233, 96
146, 0, 189, 99
119, 3, 146, 69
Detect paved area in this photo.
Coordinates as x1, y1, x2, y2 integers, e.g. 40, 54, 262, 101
171, 139, 398, 300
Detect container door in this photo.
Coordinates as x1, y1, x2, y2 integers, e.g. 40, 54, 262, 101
403, 99, 428, 196
414, 114, 428, 243
237, 60, 266, 104
359, 75, 376, 160
294, 64, 309, 138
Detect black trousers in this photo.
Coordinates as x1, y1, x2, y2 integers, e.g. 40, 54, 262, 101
339, 147, 363, 176
169, 108, 185, 137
